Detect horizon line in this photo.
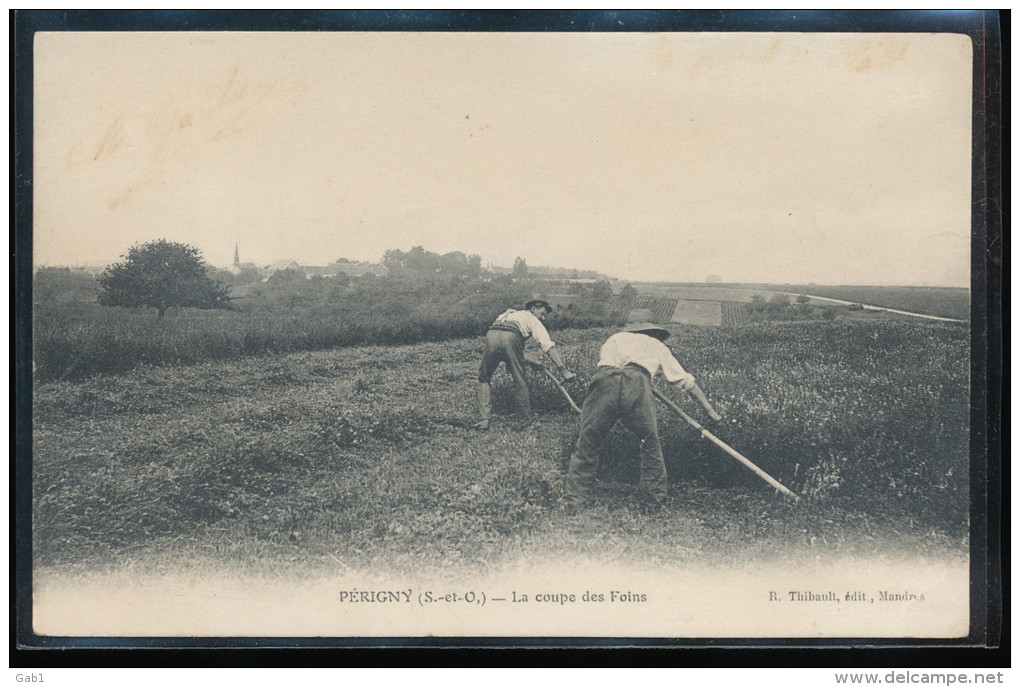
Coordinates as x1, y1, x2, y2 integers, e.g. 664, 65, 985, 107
30, 261, 971, 291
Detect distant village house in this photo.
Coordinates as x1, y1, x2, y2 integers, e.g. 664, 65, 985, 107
227, 245, 262, 276
228, 245, 388, 281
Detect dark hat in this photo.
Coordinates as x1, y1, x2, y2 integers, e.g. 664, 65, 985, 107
525, 299, 553, 313
622, 308, 671, 341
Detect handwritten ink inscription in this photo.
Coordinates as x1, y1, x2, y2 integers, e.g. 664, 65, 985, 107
66, 65, 307, 208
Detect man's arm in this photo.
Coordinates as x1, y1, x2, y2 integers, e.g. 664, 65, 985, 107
660, 346, 720, 422
523, 313, 575, 380
677, 381, 722, 423
544, 346, 575, 380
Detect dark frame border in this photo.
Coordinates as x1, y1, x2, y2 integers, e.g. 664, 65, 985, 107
11, 9, 1006, 668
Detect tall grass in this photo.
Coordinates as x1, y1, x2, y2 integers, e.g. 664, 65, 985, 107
32, 273, 621, 382
32, 320, 970, 575
493, 319, 968, 532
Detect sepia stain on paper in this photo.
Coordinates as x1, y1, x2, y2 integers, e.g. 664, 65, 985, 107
760, 38, 782, 65
918, 231, 970, 246
841, 38, 912, 73
63, 63, 307, 210
652, 35, 675, 71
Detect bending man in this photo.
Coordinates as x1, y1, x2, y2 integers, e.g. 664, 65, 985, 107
475, 299, 575, 430
564, 309, 722, 510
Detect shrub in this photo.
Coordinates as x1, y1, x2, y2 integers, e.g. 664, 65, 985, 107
33, 267, 100, 307
766, 293, 791, 313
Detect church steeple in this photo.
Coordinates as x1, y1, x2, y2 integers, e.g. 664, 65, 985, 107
234, 244, 240, 265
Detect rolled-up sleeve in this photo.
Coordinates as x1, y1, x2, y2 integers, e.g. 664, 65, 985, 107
660, 353, 695, 389
507, 310, 556, 352
529, 320, 556, 352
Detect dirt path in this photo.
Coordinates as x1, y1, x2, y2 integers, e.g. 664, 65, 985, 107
785, 293, 967, 323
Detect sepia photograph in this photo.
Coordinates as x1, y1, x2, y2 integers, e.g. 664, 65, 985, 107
16, 11, 1001, 650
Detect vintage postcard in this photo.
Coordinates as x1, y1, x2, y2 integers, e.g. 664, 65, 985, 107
18, 12, 999, 647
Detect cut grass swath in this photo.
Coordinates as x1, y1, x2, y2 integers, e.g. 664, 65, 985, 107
540, 366, 582, 414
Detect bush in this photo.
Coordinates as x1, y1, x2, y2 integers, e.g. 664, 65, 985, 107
33, 267, 100, 307
766, 293, 790, 313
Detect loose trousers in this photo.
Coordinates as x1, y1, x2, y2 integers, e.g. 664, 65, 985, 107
477, 328, 532, 418
565, 366, 668, 506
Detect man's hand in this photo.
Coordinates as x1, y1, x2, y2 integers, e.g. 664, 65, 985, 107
674, 375, 696, 393
524, 356, 545, 370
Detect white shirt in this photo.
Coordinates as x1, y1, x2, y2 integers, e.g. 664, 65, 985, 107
597, 332, 695, 389
492, 309, 556, 352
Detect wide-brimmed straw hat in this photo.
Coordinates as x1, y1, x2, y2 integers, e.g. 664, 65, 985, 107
622, 308, 671, 341
525, 299, 553, 313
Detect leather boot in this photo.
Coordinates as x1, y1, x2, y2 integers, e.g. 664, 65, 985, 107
473, 382, 491, 430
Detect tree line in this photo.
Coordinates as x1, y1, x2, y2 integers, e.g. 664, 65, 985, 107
33, 240, 624, 382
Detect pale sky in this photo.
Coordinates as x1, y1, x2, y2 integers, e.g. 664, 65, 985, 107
33, 31, 973, 286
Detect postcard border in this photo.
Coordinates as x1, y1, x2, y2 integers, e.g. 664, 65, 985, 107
12, 9, 1005, 667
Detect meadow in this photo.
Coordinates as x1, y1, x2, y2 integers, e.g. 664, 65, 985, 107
31, 267, 619, 383
638, 282, 970, 321
33, 317, 970, 581
32, 267, 970, 386
757, 284, 971, 320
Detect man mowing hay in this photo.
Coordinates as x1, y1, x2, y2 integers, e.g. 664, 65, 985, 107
474, 299, 576, 430
562, 308, 723, 512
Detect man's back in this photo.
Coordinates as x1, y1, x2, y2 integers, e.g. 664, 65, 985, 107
597, 331, 693, 386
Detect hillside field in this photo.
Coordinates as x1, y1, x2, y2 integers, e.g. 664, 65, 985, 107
634, 282, 970, 321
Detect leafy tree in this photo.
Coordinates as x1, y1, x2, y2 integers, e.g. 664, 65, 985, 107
382, 248, 407, 272
405, 246, 432, 272
591, 280, 613, 301
467, 254, 482, 275
796, 294, 811, 305
216, 267, 261, 287
384, 246, 480, 276
328, 271, 352, 289
98, 239, 232, 319
268, 267, 305, 284
512, 257, 529, 278
619, 283, 639, 303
